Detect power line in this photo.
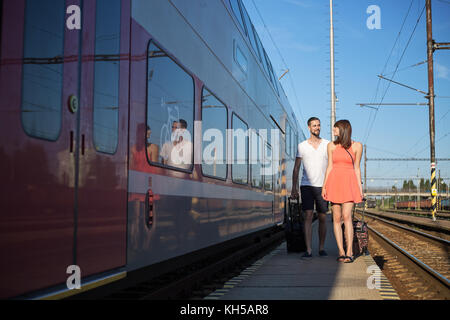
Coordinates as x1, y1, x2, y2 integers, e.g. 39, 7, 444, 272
364, 4, 426, 145
363, 0, 415, 142
382, 60, 428, 76
362, 3, 428, 183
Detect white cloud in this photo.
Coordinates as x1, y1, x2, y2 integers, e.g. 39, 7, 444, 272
436, 63, 449, 79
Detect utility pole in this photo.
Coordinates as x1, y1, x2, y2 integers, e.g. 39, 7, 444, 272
329, 0, 336, 141
426, 0, 437, 221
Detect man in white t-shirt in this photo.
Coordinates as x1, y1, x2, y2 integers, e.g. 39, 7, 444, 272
291, 117, 329, 259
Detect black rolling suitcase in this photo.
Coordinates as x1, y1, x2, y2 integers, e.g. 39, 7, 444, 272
342, 199, 369, 257
285, 197, 306, 252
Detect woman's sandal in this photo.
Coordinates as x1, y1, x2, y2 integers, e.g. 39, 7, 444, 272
344, 256, 354, 263
336, 255, 346, 262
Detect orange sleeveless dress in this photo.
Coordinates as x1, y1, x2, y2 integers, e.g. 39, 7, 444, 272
323, 144, 362, 204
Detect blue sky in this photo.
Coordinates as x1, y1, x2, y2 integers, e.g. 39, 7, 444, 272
243, 0, 450, 189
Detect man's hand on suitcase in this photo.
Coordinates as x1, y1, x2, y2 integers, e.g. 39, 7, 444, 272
291, 187, 299, 199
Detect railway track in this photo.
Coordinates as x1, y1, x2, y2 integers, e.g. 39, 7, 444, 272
380, 208, 450, 221
356, 211, 450, 299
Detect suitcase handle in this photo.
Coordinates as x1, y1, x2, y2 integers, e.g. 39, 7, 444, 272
352, 198, 367, 222
361, 198, 367, 222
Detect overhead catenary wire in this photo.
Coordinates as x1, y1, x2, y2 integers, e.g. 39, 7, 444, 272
363, 1, 423, 145
365, 1, 449, 182
362, 0, 416, 145
363, 4, 428, 181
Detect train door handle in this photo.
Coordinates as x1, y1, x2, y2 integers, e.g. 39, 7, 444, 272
146, 189, 154, 228
81, 134, 85, 155
70, 131, 74, 153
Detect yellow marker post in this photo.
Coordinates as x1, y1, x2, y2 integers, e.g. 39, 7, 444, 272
431, 163, 437, 221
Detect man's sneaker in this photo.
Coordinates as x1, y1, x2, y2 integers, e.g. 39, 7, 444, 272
319, 250, 328, 257
301, 252, 312, 259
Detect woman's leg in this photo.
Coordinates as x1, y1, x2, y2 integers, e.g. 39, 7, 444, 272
331, 204, 345, 258
342, 202, 354, 258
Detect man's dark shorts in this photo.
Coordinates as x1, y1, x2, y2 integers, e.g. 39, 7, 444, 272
300, 186, 328, 213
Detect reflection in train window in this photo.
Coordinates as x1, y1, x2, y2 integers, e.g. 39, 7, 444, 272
250, 130, 263, 189
21, 0, 65, 141
146, 41, 194, 171
293, 131, 298, 156
229, 0, 246, 35
232, 113, 248, 184
201, 88, 227, 180
286, 122, 291, 157
264, 143, 273, 191
93, 0, 121, 154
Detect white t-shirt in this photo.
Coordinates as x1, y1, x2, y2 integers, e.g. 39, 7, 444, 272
296, 138, 329, 187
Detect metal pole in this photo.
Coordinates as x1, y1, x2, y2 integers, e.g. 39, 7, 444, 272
438, 169, 441, 210
447, 181, 450, 198
329, 0, 336, 141
417, 168, 420, 210
364, 144, 367, 194
426, 0, 437, 221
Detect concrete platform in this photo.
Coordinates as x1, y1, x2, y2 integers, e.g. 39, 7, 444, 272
205, 215, 399, 300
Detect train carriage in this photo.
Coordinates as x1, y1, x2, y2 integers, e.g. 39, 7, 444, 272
0, 0, 305, 299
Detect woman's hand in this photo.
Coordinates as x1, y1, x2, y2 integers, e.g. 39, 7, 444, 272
321, 187, 327, 199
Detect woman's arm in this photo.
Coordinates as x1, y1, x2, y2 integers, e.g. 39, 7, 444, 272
321, 142, 334, 198
353, 142, 363, 197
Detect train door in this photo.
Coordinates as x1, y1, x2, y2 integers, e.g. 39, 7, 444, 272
75, 0, 130, 278
0, 0, 80, 298
0, 0, 130, 298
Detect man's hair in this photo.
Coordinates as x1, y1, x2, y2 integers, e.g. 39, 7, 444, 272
179, 119, 188, 129
333, 119, 352, 149
307, 117, 320, 126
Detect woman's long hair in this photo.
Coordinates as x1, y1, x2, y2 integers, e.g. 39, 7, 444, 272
333, 120, 352, 149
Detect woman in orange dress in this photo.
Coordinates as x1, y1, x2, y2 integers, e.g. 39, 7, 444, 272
322, 120, 363, 263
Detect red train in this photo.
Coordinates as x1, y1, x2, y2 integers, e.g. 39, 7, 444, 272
396, 198, 450, 210
0, 0, 303, 299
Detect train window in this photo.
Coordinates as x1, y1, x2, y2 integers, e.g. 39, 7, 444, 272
240, 4, 260, 62
93, 0, 121, 154
264, 143, 273, 191
250, 25, 263, 63
234, 41, 248, 75
21, 0, 65, 141
261, 48, 272, 82
229, 0, 247, 35
146, 41, 194, 171
201, 88, 227, 180
250, 130, 263, 189
253, 29, 265, 65
232, 113, 248, 184
267, 59, 279, 96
